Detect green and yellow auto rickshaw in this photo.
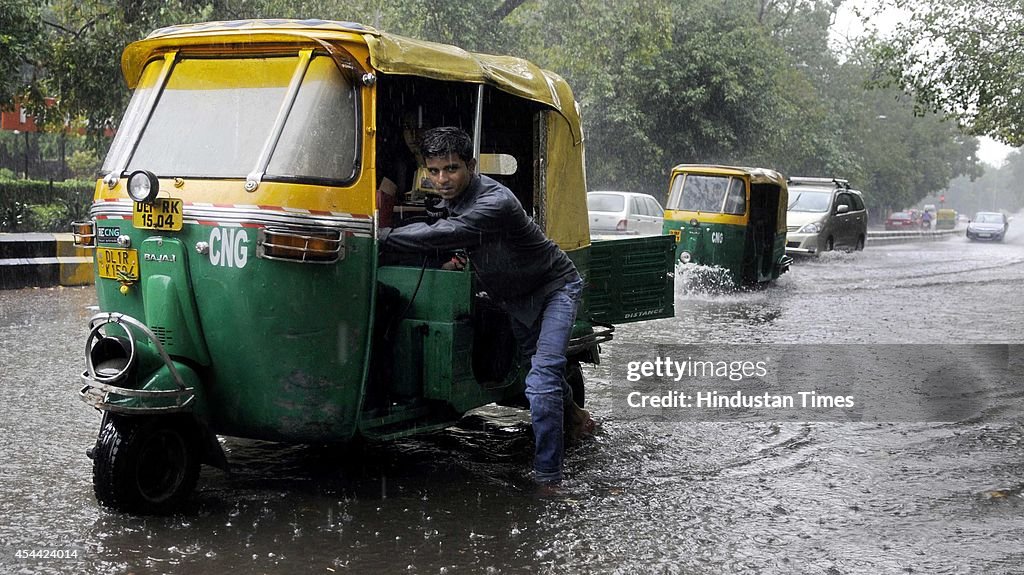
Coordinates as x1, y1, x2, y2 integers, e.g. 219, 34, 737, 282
661, 164, 790, 286
935, 208, 957, 230
71, 19, 675, 513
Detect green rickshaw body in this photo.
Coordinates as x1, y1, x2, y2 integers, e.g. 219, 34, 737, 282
661, 165, 790, 286
935, 208, 957, 230
76, 19, 675, 453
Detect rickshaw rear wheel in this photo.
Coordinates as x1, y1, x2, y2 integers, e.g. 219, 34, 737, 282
92, 415, 200, 514
566, 360, 585, 408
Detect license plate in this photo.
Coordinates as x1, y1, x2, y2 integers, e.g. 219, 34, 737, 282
96, 248, 139, 281
133, 198, 183, 231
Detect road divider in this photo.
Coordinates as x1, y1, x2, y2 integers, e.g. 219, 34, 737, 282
0, 233, 94, 290
866, 228, 961, 245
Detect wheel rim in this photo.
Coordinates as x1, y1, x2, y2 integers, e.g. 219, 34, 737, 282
135, 428, 189, 503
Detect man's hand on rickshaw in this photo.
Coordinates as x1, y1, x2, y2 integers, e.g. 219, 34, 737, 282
442, 251, 468, 271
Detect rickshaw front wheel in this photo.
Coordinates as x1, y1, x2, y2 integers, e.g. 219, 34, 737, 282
92, 415, 200, 514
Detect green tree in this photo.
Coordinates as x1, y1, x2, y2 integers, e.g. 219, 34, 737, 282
0, 0, 41, 106
866, 0, 1024, 145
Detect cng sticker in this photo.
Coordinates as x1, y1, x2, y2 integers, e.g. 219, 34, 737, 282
209, 228, 249, 269
711, 231, 724, 244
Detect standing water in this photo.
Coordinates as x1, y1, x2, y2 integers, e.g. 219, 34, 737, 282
2, 229, 1023, 573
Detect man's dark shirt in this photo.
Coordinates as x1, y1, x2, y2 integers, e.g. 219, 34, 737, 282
381, 174, 579, 325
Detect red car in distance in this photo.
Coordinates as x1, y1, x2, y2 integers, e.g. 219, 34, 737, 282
885, 211, 918, 230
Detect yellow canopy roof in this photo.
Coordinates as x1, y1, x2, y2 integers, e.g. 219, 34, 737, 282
121, 19, 581, 142
669, 164, 788, 188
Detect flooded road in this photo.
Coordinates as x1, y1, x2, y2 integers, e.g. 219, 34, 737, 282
2, 227, 1023, 574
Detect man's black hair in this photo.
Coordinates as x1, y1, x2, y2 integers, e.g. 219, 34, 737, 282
420, 127, 473, 163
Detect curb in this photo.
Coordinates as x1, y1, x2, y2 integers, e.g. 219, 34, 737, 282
0, 233, 94, 290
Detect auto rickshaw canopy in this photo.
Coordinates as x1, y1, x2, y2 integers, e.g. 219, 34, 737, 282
121, 19, 581, 144
118, 18, 588, 249
668, 164, 789, 233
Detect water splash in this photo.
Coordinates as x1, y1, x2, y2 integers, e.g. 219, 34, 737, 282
675, 262, 736, 295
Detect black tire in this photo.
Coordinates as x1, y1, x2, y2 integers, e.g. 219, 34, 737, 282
855, 235, 865, 251
825, 236, 835, 252
566, 360, 585, 408
92, 416, 200, 514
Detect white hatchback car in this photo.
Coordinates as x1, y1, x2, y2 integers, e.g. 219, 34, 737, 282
587, 191, 664, 237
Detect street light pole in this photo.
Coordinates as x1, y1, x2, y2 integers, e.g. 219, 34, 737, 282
13, 129, 29, 179
23, 129, 29, 179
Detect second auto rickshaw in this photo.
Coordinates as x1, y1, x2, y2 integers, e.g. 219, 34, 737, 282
661, 164, 790, 286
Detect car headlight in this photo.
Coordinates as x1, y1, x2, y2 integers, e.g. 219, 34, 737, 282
127, 170, 160, 203
798, 222, 822, 234
679, 251, 692, 264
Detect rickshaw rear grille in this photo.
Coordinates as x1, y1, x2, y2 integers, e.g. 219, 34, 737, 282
150, 326, 173, 346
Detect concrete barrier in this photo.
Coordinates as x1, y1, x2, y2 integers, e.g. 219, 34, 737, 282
0, 233, 94, 290
866, 228, 961, 245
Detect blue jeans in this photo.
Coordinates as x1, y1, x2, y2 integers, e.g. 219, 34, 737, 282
509, 277, 584, 484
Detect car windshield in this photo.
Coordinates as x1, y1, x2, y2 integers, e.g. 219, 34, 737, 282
975, 213, 1003, 223
103, 53, 359, 182
890, 212, 910, 220
788, 190, 832, 212
588, 193, 626, 212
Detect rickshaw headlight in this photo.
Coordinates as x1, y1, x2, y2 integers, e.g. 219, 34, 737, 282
798, 222, 821, 234
679, 251, 692, 264
127, 170, 160, 203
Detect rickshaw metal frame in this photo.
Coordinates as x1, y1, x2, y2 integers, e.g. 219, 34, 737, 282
79, 312, 196, 414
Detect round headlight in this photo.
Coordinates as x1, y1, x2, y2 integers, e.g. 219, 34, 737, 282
679, 251, 692, 264
127, 170, 159, 203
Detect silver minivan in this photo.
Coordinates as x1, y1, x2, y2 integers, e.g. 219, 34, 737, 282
587, 191, 664, 237
785, 177, 868, 254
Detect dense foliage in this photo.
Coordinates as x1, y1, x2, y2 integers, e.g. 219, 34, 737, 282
866, 0, 1024, 146
0, 0, 1015, 220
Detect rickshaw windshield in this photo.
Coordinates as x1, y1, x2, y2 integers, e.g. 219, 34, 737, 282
105, 54, 358, 182
787, 190, 831, 212
667, 174, 746, 215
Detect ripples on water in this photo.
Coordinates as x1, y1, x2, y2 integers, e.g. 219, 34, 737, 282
3, 233, 1024, 573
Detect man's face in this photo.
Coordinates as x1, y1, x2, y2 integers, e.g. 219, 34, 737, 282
425, 154, 475, 201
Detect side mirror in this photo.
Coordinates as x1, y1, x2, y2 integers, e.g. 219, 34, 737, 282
836, 204, 850, 214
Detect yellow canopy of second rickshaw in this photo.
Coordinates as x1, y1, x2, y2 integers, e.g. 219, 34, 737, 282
668, 164, 789, 233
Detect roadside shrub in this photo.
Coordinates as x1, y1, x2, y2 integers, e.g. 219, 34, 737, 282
68, 149, 102, 180
0, 202, 29, 231
26, 203, 70, 232
0, 179, 94, 233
